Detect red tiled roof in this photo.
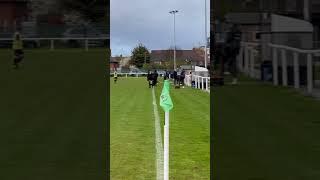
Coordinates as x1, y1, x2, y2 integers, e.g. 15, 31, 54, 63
110, 57, 120, 63
151, 49, 205, 63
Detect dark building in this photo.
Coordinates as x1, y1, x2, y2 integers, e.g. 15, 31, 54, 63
0, 0, 30, 32
110, 57, 120, 71
151, 48, 207, 66
214, 0, 320, 40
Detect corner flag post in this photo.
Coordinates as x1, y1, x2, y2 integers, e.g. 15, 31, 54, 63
164, 111, 169, 180
160, 80, 173, 180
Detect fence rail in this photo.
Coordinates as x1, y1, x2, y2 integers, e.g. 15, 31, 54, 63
239, 41, 320, 94
185, 74, 210, 92
0, 37, 109, 51
110, 73, 210, 92
238, 42, 259, 78
110, 73, 148, 78
268, 43, 320, 93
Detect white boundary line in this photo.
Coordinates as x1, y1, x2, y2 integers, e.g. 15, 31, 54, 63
152, 88, 164, 180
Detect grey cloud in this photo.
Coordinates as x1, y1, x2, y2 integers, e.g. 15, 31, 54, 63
111, 0, 209, 56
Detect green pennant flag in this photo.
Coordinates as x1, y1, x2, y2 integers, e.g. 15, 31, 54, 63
160, 80, 173, 112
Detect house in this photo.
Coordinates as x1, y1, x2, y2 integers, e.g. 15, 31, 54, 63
150, 48, 208, 67
215, 0, 320, 41
110, 57, 120, 72
0, 0, 30, 32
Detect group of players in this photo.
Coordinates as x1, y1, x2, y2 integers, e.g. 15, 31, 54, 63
214, 24, 242, 85
148, 69, 186, 88
147, 70, 159, 88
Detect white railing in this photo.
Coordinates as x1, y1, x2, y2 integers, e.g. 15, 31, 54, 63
0, 37, 109, 51
185, 74, 210, 92
110, 72, 148, 77
238, 41, 320, 94
239, 42, 259, 78
269, 43, 320, 93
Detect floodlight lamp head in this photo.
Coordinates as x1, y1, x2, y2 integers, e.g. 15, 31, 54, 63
169, 10, 178, 14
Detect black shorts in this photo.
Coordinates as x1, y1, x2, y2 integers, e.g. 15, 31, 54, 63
14, 49, 24, 56
14, 49, 24, 62
114, 77, 118, 80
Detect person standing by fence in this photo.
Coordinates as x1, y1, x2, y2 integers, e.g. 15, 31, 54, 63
147, 70, 153, 88
226, 24, 241, 85
173, 69, 178, 85
12, 32, 24, 69
180, 69, 186, 88
152, 70, 159, 87
114, 71, 118, 84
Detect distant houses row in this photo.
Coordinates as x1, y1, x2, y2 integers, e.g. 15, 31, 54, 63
110, 48, 210, 71
0, 0, 63, 31
0, 0, 108, 38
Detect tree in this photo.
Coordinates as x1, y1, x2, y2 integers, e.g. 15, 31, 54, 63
131, 43, 150, 68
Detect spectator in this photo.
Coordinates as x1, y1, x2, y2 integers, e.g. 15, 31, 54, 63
152, 70, 158, 87
173, 69, 178, 85
180, 69, 186, 88
147, 70, 152, 88
226, 24, 241, 85
114, 71, 118, 84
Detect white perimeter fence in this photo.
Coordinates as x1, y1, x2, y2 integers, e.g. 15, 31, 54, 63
184, 74, 210, 92
111, 72, 211, 92
0, 37, 109, 51
239, 41, 320, 94
110, 72, 148, 77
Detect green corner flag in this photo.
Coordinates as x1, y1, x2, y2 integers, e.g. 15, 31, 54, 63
160, 80, 173, 112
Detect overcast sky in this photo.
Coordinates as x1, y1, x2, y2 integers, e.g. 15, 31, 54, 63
110, 0, 210, 56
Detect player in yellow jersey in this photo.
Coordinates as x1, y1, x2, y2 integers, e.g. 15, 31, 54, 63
114, 71, 118, 84
12, 32, 24, 69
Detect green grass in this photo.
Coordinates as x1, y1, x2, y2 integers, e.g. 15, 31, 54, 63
111, 78, 210, 179
0, 49, 106, 180
213, 77, 320, 180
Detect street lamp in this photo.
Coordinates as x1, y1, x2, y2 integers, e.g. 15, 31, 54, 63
204, 0, 208, 69
169, 10, 178, 70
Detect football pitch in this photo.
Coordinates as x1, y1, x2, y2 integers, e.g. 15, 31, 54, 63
214, 77, 320, 180
110, 77, 210, 179
0, 49, 106, 180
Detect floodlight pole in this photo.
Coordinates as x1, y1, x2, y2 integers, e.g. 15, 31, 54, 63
170, 10, 178, 70
204, 0, 208, 68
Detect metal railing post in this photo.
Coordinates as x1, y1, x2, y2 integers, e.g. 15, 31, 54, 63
281, 49, 288, 86
307, 53, 313, 93
273, 47, 278, 86
293, 52, 300, 89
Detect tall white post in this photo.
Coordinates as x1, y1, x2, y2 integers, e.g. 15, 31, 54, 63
169, 10, 179, 70
244, 45, 249, 75
85, 39, 89, 51
250, 49, 255, 78
293, 52, 300, 89
281, 49, 288, 86
50, 40, 54, 51
164, 111, 170, 180
307, 53, 313, 93
202, 77, 204, 90
238, 46, 244, 72
304, 0, 310, 21
174, 13, 176, 70
273, 48, 278, 86
204, 0, 207, 68
206, 78, 209, 91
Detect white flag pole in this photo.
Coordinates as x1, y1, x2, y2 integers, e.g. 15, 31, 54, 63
164, 111, 170, 180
